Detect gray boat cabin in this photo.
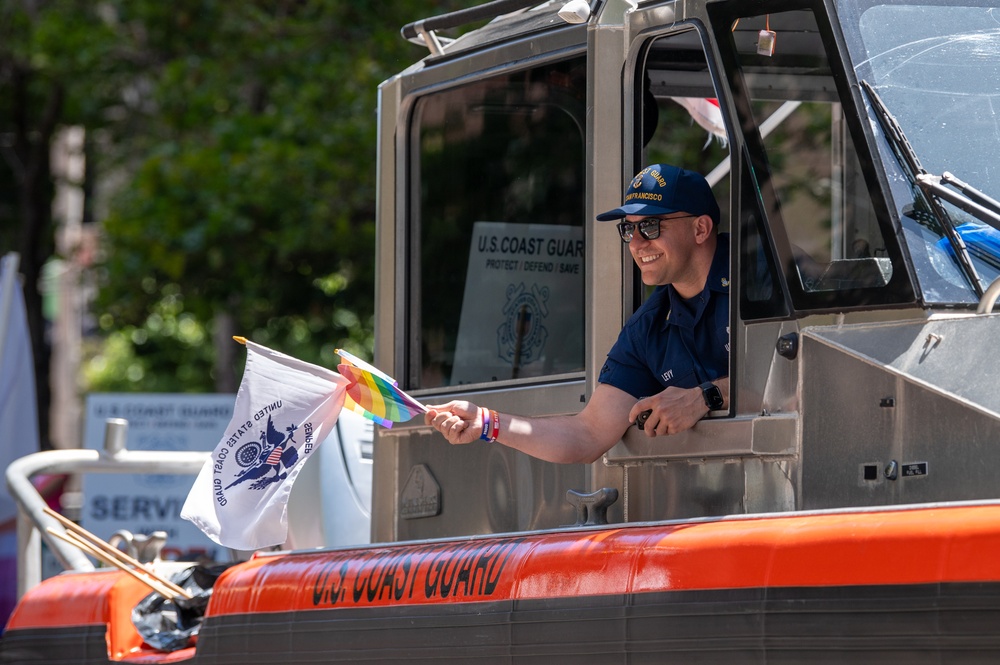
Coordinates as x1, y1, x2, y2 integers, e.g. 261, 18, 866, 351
369, 0, 1000, 542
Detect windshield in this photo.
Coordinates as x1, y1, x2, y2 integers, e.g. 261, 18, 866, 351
841, 1, 1000, 304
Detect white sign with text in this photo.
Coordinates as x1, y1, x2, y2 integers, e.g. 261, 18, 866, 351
452, 222, 584, 385
82, 393, 235, 562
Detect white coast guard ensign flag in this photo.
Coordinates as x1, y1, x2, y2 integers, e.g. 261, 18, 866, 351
181, 341, 349, 550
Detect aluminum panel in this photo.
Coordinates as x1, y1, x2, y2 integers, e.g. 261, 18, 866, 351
620, 456, 795, 521
800, 320, 1000, 509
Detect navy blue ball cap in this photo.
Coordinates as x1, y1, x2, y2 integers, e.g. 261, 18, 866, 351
596, 164, 720, 228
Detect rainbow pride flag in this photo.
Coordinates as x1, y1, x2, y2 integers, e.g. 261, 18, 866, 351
336, 349, 427, 428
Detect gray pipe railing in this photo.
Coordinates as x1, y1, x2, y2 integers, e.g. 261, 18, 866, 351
400, 0, 541, 40
5, 418, 209, 598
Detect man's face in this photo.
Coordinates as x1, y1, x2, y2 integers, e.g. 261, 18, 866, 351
622, 213, 701, 286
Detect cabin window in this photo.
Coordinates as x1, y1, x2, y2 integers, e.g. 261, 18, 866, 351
757, 98, 890, 295
409, 57, 587, 389
710, 3, 914, 312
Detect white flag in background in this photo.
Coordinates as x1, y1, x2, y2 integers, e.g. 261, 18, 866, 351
0, 253, 39, 525
181, 341, 349, 551
0, 254, 39, 627
670, 97, 728, 145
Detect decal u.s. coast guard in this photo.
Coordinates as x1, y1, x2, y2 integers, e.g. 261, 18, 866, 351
208, 396, 321, 511
226, 412, 301, 491
497, 282, 549, 366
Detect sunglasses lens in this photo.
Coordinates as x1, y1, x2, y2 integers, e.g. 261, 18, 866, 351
618, 223, 634, 242
639, 220, 661, 240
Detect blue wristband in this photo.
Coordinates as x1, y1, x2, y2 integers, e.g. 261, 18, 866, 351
479, 408, 492, 441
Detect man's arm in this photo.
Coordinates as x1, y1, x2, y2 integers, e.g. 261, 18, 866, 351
425, 383, 637, 464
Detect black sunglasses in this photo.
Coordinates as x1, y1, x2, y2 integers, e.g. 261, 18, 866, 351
616, 215, 696, 243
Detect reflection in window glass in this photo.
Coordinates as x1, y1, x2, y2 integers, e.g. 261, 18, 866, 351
755, 99, 890, 292
413, 58, 587, 389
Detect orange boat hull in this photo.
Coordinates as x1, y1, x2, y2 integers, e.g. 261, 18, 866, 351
6, 504, 1000, 663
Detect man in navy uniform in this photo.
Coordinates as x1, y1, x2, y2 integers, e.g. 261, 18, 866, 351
427, 164, 729, 462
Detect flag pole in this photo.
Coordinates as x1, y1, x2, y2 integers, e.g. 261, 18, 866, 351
44, 506, 192, 599
47, 529, 183, 600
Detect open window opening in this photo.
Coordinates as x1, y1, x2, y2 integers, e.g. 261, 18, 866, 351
639, 29, 731, 231
634, 28, 733, 415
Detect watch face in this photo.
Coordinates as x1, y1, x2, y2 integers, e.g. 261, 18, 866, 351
702, 383, 724, 411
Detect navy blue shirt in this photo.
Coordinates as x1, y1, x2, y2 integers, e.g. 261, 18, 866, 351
598, 234, 729, 399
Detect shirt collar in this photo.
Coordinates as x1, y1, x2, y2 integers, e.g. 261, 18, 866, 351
662, 233, 729, 329
706, 233, 731, 294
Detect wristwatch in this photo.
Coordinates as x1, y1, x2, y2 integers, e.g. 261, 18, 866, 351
700, 381, 724, 411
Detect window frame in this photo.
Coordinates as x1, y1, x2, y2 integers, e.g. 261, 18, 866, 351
707, 0, 917, 317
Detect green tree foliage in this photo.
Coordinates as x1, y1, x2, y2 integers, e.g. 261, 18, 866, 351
0, 1, 476, 396
1, 0, 122, 444
92, 1, 481, 392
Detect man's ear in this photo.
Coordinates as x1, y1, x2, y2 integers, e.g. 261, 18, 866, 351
693, 215, 714, 243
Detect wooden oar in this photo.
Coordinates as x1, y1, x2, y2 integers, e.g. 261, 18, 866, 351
43, 506, 192, 600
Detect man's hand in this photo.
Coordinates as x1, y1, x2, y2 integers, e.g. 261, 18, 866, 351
425, 401, 481, 445
628, 386, 707, 437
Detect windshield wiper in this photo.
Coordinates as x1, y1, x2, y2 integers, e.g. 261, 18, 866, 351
928, 171, 1000, 223
861, 79, 987, 297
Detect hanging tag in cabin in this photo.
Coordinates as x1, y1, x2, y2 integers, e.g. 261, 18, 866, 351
757, 29, 776, 56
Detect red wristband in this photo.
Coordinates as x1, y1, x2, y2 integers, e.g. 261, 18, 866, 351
488, 410, 500, 443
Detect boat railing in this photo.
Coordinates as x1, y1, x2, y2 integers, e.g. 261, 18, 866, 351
4, 417, 209, 598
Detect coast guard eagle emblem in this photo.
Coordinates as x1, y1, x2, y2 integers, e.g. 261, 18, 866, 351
497, 282, 549, 368
226, 415, 300, 491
